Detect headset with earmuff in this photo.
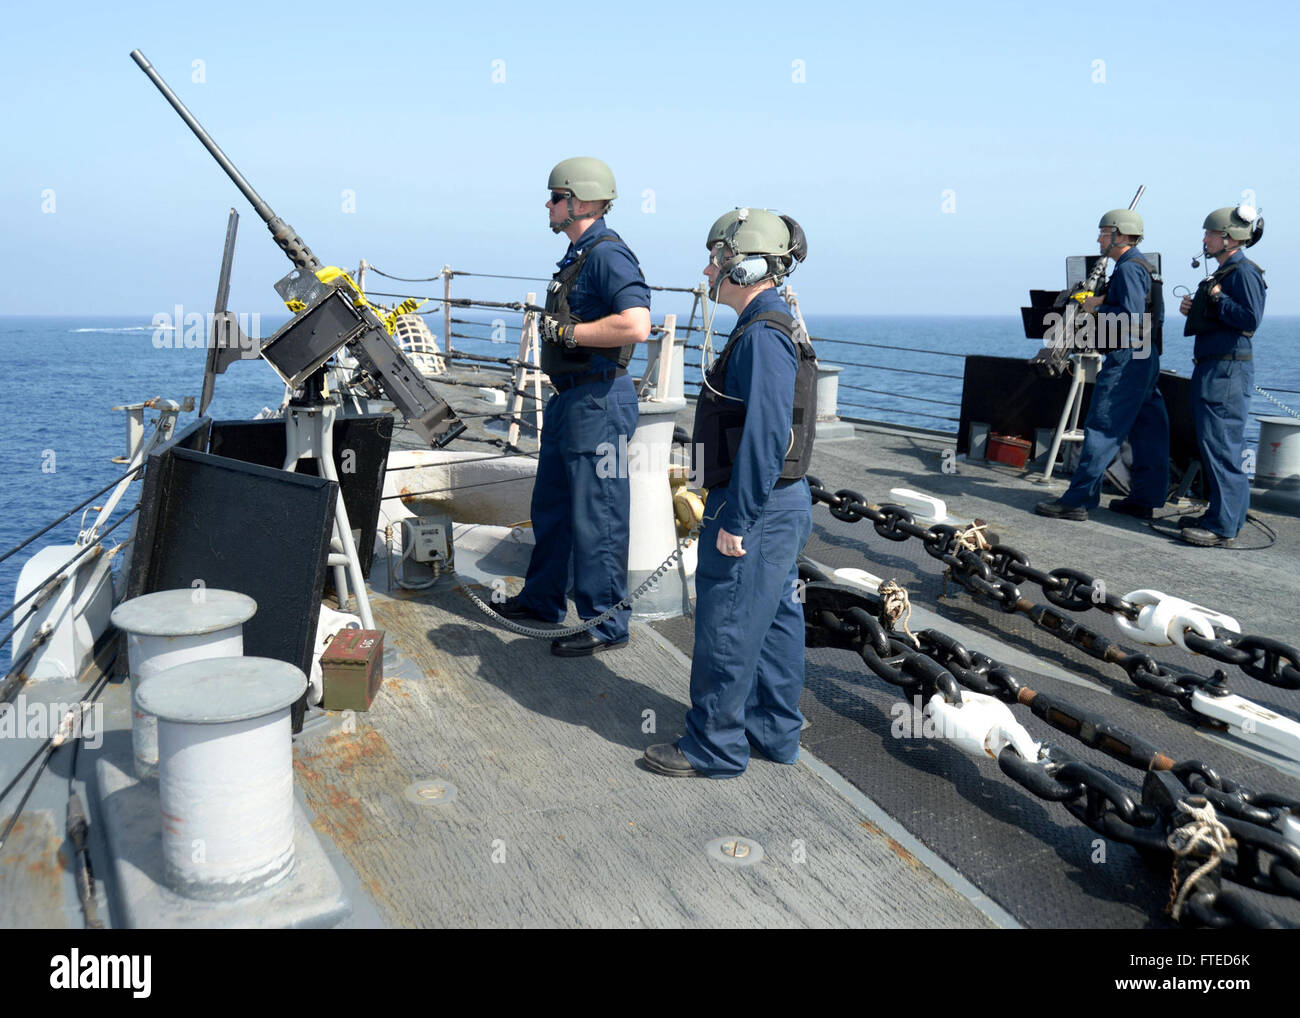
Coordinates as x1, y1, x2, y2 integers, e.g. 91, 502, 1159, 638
728, 256, 773, 286
717, 209, 808, 287
1237, 203, 1265, 248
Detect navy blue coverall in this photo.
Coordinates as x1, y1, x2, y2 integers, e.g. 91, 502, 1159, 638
1190, 250, 1266, 538
679, 289, 813, 777
516, 219, 650, 642
1060, 248, 1170, 510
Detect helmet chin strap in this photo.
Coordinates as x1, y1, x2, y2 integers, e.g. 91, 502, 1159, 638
551, 197, 607, 234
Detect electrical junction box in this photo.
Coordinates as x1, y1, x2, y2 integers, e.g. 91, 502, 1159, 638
400, 515, 453, 578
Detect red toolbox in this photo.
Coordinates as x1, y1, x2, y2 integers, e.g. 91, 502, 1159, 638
986, 433, 1032, 469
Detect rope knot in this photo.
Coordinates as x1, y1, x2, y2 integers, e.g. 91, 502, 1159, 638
952, 521, 991, 554
1166, 796, 1236, 921
878, 580, 920, 649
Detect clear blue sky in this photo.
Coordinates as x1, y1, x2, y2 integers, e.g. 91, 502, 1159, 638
1, 0, 1295, 317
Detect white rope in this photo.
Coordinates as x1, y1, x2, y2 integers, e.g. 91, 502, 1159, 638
878, 580, 920, 649
1166, 797, 1236, 921
952, 521, 991, 554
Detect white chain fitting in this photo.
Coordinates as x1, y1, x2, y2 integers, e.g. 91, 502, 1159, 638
924, 691, 1041, 763
1115, 590, 1241, 651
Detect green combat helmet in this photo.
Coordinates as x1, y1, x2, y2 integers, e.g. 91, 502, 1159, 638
548, 157, 616, 233
704, 207, 806, 295
548, 157, 617, 202
707, 207, 791, 257
1204, 205, 1260, 242
706, 209, 743, 249
1099, 208, 1144, 242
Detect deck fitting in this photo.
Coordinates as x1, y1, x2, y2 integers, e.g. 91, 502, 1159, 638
405, 780, 457, 806
707, 836, 764, 866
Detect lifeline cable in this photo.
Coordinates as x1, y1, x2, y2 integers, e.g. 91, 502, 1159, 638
0, 506, 139, 639
838, 383, 963, 408
0, 671, 112, 852
0, 464, 143, 566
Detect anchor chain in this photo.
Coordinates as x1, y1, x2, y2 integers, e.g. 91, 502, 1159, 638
807, 475, 1300, 694
800, 565, 1300, 928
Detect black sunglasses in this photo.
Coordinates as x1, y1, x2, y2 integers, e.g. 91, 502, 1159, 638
549, 191, 571, 205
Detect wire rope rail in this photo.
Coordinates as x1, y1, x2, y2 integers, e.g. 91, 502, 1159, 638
835, 402, 960, 424
0, 464, 144, 566
0, 506, 139, 654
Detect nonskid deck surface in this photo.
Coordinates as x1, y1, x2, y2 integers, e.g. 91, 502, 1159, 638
5, 410, 1296, 929
292, 586, 996, 929
646, 423, 1300, 929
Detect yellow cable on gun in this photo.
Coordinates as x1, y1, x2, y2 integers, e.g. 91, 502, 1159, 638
283, 265, 427, 335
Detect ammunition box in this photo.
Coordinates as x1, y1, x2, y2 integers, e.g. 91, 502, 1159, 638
320, 629, 385, 711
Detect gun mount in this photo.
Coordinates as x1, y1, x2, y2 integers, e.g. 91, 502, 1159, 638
130, 50, 465, 448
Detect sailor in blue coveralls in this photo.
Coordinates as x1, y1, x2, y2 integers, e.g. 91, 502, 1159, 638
1036, 209, 1169, 523
644, 208, 817, 778
1177, 205, 1267, 547
494, 158, 651, 654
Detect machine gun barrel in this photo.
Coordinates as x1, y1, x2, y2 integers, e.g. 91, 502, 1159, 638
131, 49, 465, 448
130, 50, 322, 271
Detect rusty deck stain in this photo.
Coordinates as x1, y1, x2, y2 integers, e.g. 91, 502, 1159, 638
860, 819, 924, 871
294, 725, 414, 924
0, 811, 69, 928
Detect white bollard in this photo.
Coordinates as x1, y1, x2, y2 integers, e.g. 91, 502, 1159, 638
1251, 415, 1300, 517
628, 398, 690, 618
136, 656, 306, 900
814, 364, 855, 440
110, 589, 257, 779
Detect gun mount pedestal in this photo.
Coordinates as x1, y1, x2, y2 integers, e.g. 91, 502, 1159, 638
1035, 351, 1103, 485
283, 380, 375, 630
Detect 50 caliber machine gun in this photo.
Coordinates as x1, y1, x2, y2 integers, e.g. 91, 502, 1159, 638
130, 50, 465, 448
1022, 184, 1146, 379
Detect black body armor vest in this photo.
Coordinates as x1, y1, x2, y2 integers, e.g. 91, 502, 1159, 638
1183, 258, 1266, 338
1097, 256, 1164, 355
692, 310, 818, 490
541, 234, 637, 377
1129, 256, 1164, 356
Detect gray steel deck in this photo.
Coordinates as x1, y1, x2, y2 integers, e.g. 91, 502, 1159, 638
291, 588, 996, 928
4, 400, 1297, 929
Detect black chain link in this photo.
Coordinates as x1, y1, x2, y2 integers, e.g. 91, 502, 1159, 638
801, 570, 1300, 927
806, 475, 1300, 695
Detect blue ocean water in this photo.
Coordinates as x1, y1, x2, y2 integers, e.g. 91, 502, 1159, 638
2, 312, 1298, 623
